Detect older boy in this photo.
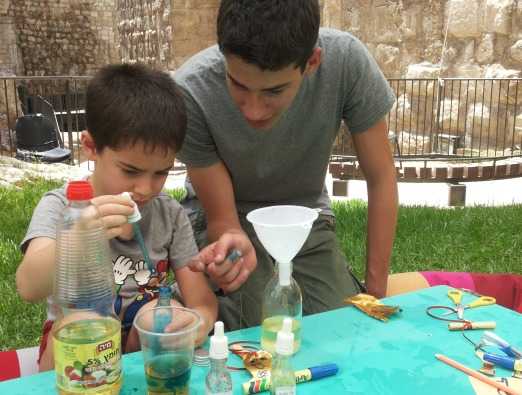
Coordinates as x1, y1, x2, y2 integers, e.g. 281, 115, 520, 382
176, 0, 398, 330
16, 64, 217, 371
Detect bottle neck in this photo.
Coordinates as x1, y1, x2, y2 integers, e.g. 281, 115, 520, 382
209, 357, 227, 372
157, 294, 171, 307
276, 261, 292, 286
274, 352, 293, 369
68, 199, 91, 208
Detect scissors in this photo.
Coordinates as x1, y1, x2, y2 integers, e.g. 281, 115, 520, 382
426, 289, 496, 322
443, 289, 495, 319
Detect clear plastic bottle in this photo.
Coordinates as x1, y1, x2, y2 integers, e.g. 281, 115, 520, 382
153, 286, 172, 334
53, 180, 122, 395
261, 261, 302, 354
270, 318, 296, 395
205, 321, 233, 395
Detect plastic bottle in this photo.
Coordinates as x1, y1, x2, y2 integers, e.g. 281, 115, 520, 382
153, 286, 172, 334
261, 261, 302, 354
270, 318, 296, 395
53, 180, 122, 395
205, 321, 233, 395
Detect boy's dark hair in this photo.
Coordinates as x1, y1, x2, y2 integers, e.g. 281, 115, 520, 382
217, 0, 320, 72
86, 63, 186, 153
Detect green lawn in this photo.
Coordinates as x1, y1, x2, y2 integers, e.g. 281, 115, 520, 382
1, 178, 521, 350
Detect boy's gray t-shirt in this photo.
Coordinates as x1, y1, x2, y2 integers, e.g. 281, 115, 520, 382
21, 187, 198, 331
175, 28, 396, 215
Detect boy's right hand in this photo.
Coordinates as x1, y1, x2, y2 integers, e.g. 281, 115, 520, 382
90, 195, 135, 240
188, 230, 257, 293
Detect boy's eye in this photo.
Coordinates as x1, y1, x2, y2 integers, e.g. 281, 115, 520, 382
123, 169, 139, 176
265, 89, 283, 96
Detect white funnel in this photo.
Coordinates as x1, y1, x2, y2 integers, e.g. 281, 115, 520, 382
247, 205, 318, 263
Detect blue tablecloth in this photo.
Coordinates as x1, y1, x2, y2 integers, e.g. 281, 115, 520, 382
2, 286, 521, 394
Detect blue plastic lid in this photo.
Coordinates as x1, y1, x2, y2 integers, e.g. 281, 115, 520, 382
308, 363, 339, 379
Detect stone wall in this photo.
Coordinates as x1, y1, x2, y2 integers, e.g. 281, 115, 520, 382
333, 0, 522, 156
9, 0, 118, 76
335, 0, 522, 78
0, 0, 18, 74
118, 0, 219, 69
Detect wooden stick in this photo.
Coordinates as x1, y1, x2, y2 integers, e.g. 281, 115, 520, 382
435, 354, 519, 395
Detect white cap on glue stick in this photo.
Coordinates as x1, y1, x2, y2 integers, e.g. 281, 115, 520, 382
209, 321, 228, 360
275, 317, 294, 356
121, 192, 141, 223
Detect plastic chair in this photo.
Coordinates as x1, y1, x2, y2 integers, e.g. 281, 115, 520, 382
15, 96, 71, 163
0, 346, 39, 381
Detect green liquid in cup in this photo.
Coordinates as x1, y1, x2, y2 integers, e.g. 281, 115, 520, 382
145, 353, 191, 395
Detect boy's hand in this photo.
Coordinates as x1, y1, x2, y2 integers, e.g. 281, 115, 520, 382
188, 231, 257, 293
90, 195, 135, 240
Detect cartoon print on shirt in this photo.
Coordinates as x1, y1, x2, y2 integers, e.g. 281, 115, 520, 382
113, 255, 170, 334
113, 255, 137, 286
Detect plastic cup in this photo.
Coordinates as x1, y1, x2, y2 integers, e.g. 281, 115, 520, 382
133, 306, 202, 395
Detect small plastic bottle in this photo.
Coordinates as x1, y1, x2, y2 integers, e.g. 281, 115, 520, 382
261, 260, 302, 354
205, 321, 233, 395
53, 180, 121, 395
270, 318, 296, 395
153, 286, 172, 333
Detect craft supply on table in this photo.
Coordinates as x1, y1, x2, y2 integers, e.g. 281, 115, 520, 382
435, 354, 520, 395
206, 321, 233, 395
270, 318, 296, 395
448, 321, 496, 331
345, 294, 401, 322
242, 363, 339, 394
426, 289, 497, 329
442, 289, 496, 318
471, 331, 522, 379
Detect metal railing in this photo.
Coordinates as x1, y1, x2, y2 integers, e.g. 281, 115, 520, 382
332, 78, 522, 164
1, 77, 521, 167
0, 76, 90, 164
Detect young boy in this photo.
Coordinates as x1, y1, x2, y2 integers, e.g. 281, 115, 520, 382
15, 64, 217, 371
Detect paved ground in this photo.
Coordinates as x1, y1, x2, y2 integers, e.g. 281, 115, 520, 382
324, 173, 522, 207
2, 155, 521, 207
166, 169, 522, 207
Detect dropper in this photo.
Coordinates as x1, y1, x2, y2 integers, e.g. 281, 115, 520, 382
121, 192, 156, 274
209, 321, 228, 360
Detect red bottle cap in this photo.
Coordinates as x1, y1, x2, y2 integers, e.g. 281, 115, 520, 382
66, 180, 93, 200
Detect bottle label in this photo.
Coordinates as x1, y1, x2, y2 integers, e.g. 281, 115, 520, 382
54, 325, 121, 393
275, 387, 296, 395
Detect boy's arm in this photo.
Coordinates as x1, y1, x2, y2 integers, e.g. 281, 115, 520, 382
175, 266, 218, 343
352, 118, 398, 298
16, 237, 57, 302
187, 162, 257, 292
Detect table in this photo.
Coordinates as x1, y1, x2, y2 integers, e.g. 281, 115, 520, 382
2, 286, 521, 394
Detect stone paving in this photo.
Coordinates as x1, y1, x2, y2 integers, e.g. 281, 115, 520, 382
1, 155, 521, 207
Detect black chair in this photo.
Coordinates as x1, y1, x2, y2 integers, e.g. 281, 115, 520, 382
15, 96, 71, 163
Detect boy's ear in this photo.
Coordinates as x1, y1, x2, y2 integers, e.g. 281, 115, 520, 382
304, 47, 322, 76
81, 130, 98, 161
